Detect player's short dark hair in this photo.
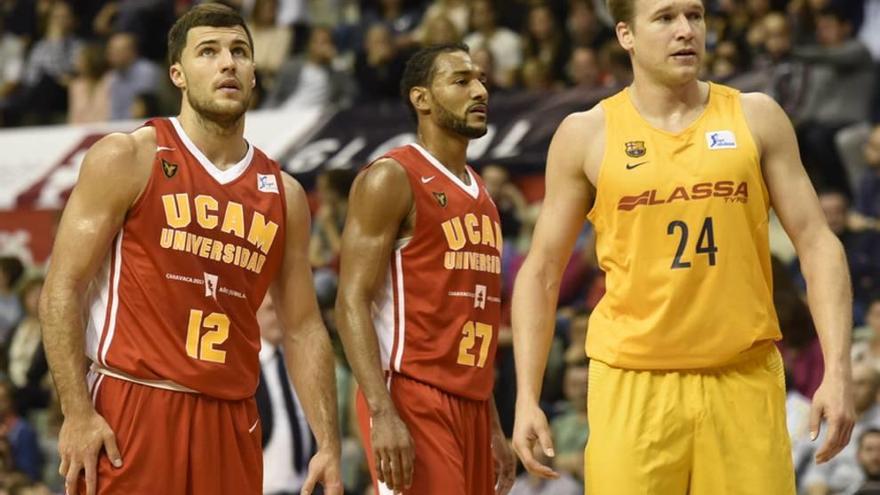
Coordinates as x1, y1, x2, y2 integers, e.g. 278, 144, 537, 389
607, 0, 705, 25
400, 42, 470, 122
167, 3, 254, 66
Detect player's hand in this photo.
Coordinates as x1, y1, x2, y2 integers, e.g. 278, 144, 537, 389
512, 402, 558, 479
491, 427, 516, 494
301, 447, 343, 495
370, 408, 414, 494
58, 409, 122, 495
810, 371, 855, 464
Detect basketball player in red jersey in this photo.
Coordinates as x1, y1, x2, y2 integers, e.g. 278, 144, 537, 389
38, 5, 341, 495
336, 43, 516, 495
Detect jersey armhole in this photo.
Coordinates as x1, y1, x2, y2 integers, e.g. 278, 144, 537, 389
585, 103, 611, 225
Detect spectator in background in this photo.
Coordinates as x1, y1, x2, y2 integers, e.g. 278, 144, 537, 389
247, 0, 292, 86
129, 92, 161, 120
566, 0, 613, 50
855, 428, 880, 493
0, 257, 23, 350
522, 4, 569, 84
481, 164, 529, 245
0, 17, 25, 111
105, 31, 159, 121
550, 358, 589, 481
852, 126, 880, 225
264, 26, 354, 110
464, 0, 522, 89
255, 295, 316, 495
853, 295, 880, 367
597, 40, 632, 87
750, 12, 809, 116
509, 445, 582, 495
353, 23, 406, 103
567, 46, 603, 90
519, 57, 555, 91
7, 278, 42, 391
815, 190, 880, 323
794, 7, 875, 196
359, 0, 423, 46
91, 0, 176, 62
413, 0, 469, 45
9, 1, 82, 125
67, 43, 111, 124
470, 46, 501, 93
309, 168, 356, 270
804, 364, 880, 495
0, 380, 42, 482
420, 14, 461, 46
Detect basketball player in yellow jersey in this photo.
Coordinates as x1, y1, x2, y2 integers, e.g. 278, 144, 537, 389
510, 0, 856, 493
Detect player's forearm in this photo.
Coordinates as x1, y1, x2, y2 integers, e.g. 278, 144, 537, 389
38, 280, 93, 418
797, 230, 853, 376
512, 257, 562, 406
335, 293, 396, 415
285, 319, 341, 453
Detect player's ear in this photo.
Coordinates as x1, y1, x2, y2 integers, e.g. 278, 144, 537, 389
169, 62, 186, 90
617, 21, 635, 52
410, 86, 430, 114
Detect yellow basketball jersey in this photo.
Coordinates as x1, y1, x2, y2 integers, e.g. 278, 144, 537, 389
586, 83, 781, 370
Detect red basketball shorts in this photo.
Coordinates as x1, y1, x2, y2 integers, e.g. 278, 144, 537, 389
356, 373, 494, 495
78, 373, 262, 494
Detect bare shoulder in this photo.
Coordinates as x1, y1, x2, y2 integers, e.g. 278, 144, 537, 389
78, 126, 156, 203
352, 157, 410, 197
555, 104, 606, 145
739, 92, 792, 151
549, 104, 605, 184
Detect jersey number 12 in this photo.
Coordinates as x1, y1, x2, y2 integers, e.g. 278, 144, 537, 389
186, 310, 229, 364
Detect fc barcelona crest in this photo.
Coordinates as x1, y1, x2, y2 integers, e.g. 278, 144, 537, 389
162, 159, 178, 178
625, 141, 646, 158
432, 191, 447, 207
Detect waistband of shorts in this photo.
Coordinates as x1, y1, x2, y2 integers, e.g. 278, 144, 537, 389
593, 340, 778, 374
91, 363, 200, 394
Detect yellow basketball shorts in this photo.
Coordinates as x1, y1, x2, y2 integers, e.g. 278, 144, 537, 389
585, 344, 795, 495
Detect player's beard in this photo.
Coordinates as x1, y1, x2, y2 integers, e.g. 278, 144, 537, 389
186, 85, 249, 129
433, 97, 487, 139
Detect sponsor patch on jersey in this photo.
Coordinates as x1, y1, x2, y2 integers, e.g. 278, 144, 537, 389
204, 272, 218, 299
433, 191, 447, 207
706, 130, 737, 150
257, 174, 279, 193
625, 141, 646, 158
161, 159, 178, 178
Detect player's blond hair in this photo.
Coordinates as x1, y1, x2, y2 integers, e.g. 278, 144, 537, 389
606, 0, 637, 25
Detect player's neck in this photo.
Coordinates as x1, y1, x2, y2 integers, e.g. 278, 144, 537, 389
177, 109, 248, 171
628, 76, 708, 126
417, 128, 469, 179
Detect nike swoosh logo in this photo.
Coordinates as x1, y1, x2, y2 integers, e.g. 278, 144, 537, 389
156, 146, 176, 152
626, 161, 648, 170
421, 176, 435, 183
248, 419, 259, 433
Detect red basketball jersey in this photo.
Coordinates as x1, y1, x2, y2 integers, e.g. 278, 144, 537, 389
85, 117, 286, 400
372, 144, 502, 401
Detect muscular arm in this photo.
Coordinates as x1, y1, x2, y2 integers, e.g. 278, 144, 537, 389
40, 133, 147, 418
335, 159, 415, 491
335, 159, 412, 418
511, 110, 600, 477
270, 174, 340, 454
38, 131, 151, 492
743, 92, 854, 462
512, 111, 599, 406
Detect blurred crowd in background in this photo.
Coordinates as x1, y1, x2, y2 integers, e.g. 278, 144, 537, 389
1, 0, 880, 494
